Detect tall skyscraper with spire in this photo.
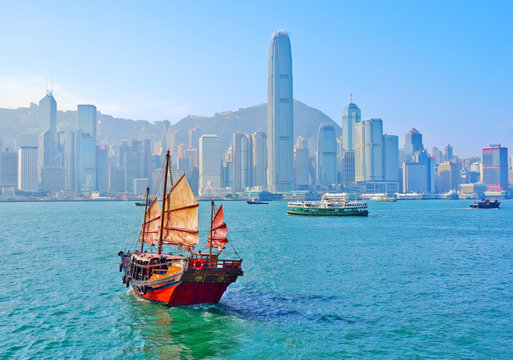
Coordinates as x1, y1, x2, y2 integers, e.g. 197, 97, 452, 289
341, 97, 361, 151
38, 91, 58, 182
267, 30, 294, 192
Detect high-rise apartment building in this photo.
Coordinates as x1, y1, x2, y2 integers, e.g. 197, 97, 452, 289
294, 137, 310, 189
404, 128, 423, 161
233, 133, 251, 192
355, 118, 384, 182
77, 105, 97, 192
482, 145, 508, 191
198, 135, 221, 196
0, 151, 18, 188
267, 30, 294, 192
96, 145, 109, 193
58, 131, 75, 191
18, 146, 38, 192
445, 144, 454, 161
341, 100, 361, 151
383, 134, 399, 182
316, 123, 337, 186
251, 131, 267, 188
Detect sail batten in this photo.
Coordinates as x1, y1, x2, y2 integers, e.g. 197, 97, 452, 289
206, 205, 229, 250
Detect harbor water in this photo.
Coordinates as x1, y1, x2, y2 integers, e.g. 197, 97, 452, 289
1, 200, 513, 359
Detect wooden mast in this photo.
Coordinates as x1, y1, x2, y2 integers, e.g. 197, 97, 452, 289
209, 200, 214, 259
158, 151, 170, 255
140, 187, 150, 253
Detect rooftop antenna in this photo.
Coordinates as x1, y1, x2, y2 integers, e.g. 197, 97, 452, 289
350, 93, 353, 103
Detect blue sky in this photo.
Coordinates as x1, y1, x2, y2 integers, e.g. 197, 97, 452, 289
0, 0, 512, 156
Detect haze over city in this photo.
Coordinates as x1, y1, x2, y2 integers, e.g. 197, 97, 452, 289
1, 1, 512, 156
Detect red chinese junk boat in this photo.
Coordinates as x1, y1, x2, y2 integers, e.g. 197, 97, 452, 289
118, 151, 243, 307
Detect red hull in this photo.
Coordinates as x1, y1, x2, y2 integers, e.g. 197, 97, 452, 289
132, 265, 242, 307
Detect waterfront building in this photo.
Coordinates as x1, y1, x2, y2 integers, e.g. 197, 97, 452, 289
0, 151, 18, 188
41, 167, 65, 193
109, 166, 125, 194
198, 135, 221, 196
340, 150, 355, 184
316, 123, 337, 186
251, 131, 267, 188
402, 162, 429, 193
354, 118, 384, 182
133, 178, 149, 196
58, 131, 75, 191
18, 146, 38, 192
341, 100, 361, 151
267, 30, 295, 192
404, 128, 423, 161
96, 145, 109, 193
383, 134, 399, 182
436, 161, 460, 192
233, 133, 251, 192
76, 105, 97, 192
482, 145, 508, 191
120, 140, 143, 194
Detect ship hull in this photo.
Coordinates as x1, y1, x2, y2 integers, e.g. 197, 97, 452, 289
130, 267, 242, 307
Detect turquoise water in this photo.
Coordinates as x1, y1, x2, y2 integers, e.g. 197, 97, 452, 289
1, 200, 513, 359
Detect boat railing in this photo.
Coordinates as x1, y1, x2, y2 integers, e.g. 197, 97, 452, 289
189, 255, 243, 270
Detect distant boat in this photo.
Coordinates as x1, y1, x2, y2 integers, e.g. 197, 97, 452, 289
135, 201, 149, 207
376, 196, 397, 202
470, 199, 500, 209
287, 193, 368, 216
247, 198, 268, 205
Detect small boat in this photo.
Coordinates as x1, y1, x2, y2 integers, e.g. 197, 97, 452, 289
470, 199, 501, 209
376, 196, 397, 202
287, 193, 368, 216
246, 198, 268, 204
118, 151, 243, 307
135, 201, 149, 207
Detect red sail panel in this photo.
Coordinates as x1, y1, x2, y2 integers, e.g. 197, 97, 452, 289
161, 174, 199, 250
206, 204, 229, 250
138, 198, 161, 246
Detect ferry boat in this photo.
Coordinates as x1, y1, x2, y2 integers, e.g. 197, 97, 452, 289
118, 151, 243, 307
470, 199, 501, 209
287, 193, 368, 216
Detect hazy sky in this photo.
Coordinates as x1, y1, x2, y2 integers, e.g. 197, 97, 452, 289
0, 1, 512, 156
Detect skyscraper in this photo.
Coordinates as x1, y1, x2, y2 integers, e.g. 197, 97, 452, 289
341, 100, 361, 151
251, 131, 267, 187
77, 105, 97, 192
316, 123, 337, 186
404, 128, 423, 161
267, 30, 294, 192
18, 146, 38, 192
38, 91, 58, 181
355, 118, 384, 182
294, 137, 310, 188
232, 133, 251, 192
482, 145, 508, 191
383, 134, 399, 182
198, 135, 221, 196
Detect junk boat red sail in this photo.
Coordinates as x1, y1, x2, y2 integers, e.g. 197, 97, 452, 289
118, 151, 243, 307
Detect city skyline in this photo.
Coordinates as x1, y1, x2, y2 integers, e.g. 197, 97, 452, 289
0, 1, 511, 156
